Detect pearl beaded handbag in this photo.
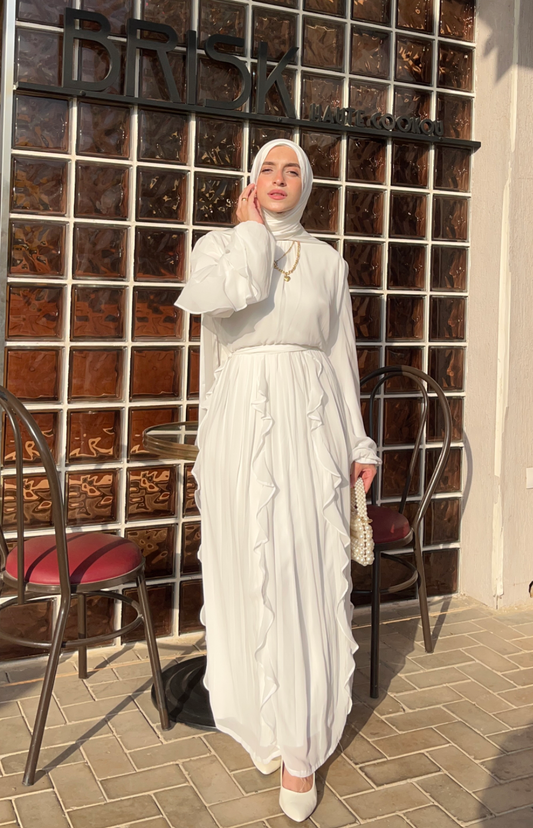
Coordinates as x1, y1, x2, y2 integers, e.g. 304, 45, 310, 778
350, 477, 375, 566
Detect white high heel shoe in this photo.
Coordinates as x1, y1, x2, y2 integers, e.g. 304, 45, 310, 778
252, 755, 282, 775
279, 763, 317, 823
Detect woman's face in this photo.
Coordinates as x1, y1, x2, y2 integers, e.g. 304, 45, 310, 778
255, 146, 303, 213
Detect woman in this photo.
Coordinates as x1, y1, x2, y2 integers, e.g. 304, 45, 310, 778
176, 139, 380, 822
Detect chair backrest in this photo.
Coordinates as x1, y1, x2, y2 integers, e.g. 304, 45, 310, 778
360, 365, 453, 535
0, 387, 70, 605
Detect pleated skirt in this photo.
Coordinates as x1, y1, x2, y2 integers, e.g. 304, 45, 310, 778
192, 343, 358, 777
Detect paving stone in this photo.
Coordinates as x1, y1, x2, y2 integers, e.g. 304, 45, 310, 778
82, 735, 135, 777
90, 676, 152, 700
0, 703, 20, 721
510, 637, 533, 651
318, 751, 372, 796
471, 806, 533, 827
443, 700, 508, 735
470, 631, 523, 656
0, 801, 16, 824
395, 687, 464, 710
53, 677, 94, 707
509, 652, 533, 669
476, 617, 528, 640
62, 696, 138, 723
233, 768, 280, 794
407, 804, 462, 827
2, 745, 84, 775
372, 728, 449, 758
0, 718, 31, 756
458, 660, 517, 691
311, 781, 356, 828
351, 690, 403, 716
352, 818, 409, 828
182, 755, 242, 805
345, 704, 396, 739
0, 683, 43, 704
130, 737, 210, 769
417, 773, 490, 821
384, 708, 456, 732
0, 772, 52, 799
346, 781, 430, 819
504, 668, 533, 686
430, 634, 478, 652
482, 747, 533, 781
19, 695, 65, 728
109, 709, 160, 750
435, 721, 500, 760
50, 761, 105, 808
208, 788, 281, 827
494, 704, 533, 727
476, 775, 533, 814
41, 718, 113, 748
430, 745, 498, 792
361, 753, 439, 786
113, 661, 157, 680
121, 820, 170, 828
489, 726, 533, 752
402, 667, 467, 690
411, 651, 475, 670
203, 732, 253, 772
68, 795, 161, 828
339, 729, 386, 765
437, 621, 484, 635
102, 764, 186, 799
267, 816, 314, 828
14, 789, 69, 828
452, 679, 513, 713
500, 685, 533, 706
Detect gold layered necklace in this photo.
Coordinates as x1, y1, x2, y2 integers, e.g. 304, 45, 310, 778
273, 241, 301, 281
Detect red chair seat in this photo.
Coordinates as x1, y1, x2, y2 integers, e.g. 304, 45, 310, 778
367, 506, 411, 546
6, 533, 142, 586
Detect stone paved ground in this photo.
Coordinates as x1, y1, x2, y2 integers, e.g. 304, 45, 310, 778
2, 595, 533, 827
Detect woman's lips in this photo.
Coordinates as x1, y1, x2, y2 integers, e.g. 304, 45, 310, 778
268, 191, 286, 200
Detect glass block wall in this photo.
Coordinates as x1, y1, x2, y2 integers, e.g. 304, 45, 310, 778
0, 0, 475, 657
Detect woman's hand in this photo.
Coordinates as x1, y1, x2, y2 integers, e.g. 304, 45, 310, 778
351, 462, 377, 493
235, 183, 264, 225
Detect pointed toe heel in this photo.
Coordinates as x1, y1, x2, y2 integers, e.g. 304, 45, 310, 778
252, 755, 282, 775
279, 766, 317, 823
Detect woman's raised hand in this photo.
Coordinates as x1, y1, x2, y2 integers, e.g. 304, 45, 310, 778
236, 183, 264, 225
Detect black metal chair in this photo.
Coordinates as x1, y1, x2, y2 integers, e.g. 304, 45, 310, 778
0, 387, 170, 785
352, 366, 452, 698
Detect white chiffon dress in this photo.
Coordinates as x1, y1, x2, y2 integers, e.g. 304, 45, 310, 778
176, 220, 379, 777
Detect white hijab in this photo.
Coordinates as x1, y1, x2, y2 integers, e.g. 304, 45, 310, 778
249, 139, 322, 245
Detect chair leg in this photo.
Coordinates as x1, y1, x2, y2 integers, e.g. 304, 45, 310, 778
413, 532, 433, 653
77, 592, 88, 680
23, 596, 70, 786
137, 574, 170, 731
370, 551, 381, 699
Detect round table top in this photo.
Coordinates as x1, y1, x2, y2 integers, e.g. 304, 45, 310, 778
143, 421, 199, 461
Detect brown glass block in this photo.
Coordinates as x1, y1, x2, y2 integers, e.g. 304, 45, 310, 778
69, 349, 124, 401
387, 295, 424, 339
303, 17, 345, 72
392, 141, 428, 188
438, 43, 473, 91
189, 315, 201, 341
382, 449, 420, 497
390, 193, 427, 239
429, 347, 464, 390
3, 411, 58, 466
397, 0, 433, 31
79, 40, 125, 96
424, 497, 460, 544
199, 0, 246, 52
181, 521, 201, 575
434, 146, 471, 192
195, 118, 243, 170
130, 348, 182, 399
71, 287, 125, 340
440, 0, 475, 42
138, 110, 188, 164
183, 463, 199, 515
11, 158, 67, 215
13, 95, 68, 153
305, 0, 345, 15
143, 0, 191, 43
351, 294, 381, 341
347, 138, 386, 184
352, 0, 391, 24
384, 397, 421, 445
2, 474, 52, 529
6, 349, 60, 402
187, 405, 199, 423
345, 189, 384, 236
75, 164, 128, 219
437, 93, 472, 140
300, 132, 341, 180
16, 29, 62, 87
302, 185, 339, 234
385, 346, 423, 391
0, 598, 53, 661
67, 409, 121, 464
396, 36, 433, 86
80, 0, 133, 35
351, 27, 391, 79
73, 225, 127, 280
123, 583, 174, 642
301, 73, 343, 120
425, 548, 458, 594
128, 407, 180, 459
141, 51, 185, 103
428, 395, 463, 442
126, 526, 175, 579
133, 288, 183, 340
251, 67, 296, 118
17, 0, 70, 25
77, 103, 130, 158
388, 244, 425, 291
179, 579, 204, 634
7, 285, 63, 340
194, 174, 241, 226
188, 347, 201, 399
137, 169, 187, 223
9, 221, 65, 277
431, 246, 467, 291
349, 80, 389, 113
345, 242, 383, 288
135, 229, 186, 282
127, 466, 176, 520
358, 347, 381, 390
433, 196, 468, 241
426, 447, 462, 494
249, 126, 295, 168
253, 8, 297, 63
65, 595, 114, 647
198, 57, 242, 109
430, 296, 466, 341
393, 86, 431, 119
